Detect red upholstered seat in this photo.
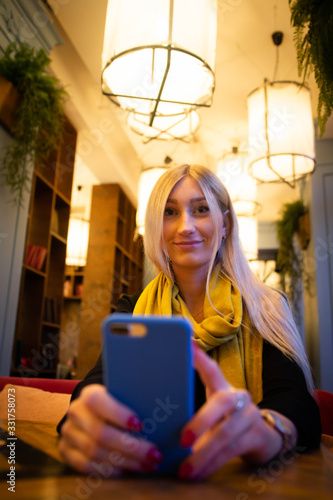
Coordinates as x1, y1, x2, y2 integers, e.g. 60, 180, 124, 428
316, 390, 333, 436
0, 376, 80, 394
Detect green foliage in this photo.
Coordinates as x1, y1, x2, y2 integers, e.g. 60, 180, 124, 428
0, 42, 67, 204
276, 200, 309, 307
289, 0, 333, 136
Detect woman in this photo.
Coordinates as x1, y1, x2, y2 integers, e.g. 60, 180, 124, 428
58, 164, 321, 479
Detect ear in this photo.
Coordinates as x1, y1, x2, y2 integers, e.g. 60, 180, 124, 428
222, 210, 230, 237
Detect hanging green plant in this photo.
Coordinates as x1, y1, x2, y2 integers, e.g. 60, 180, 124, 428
289, 0, 333, 136
276, 199, 310, 309
0, 42, 68, 204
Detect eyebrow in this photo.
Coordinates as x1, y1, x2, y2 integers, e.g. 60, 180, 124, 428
166, 196, 207, 204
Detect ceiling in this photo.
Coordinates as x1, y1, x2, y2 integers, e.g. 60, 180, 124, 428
48, 0, 333, 222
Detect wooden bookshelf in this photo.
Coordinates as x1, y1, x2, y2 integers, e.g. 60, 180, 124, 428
11, 118, 77, 378
76, 184, 143, 379
63, 265, 85, 300
57, 265, 85, 375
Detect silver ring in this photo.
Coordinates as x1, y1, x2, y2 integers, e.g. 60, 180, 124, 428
234, 392, 245, 412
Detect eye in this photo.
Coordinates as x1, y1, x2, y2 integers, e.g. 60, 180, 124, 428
193, 205, 209, 215
164, 207, 177, 217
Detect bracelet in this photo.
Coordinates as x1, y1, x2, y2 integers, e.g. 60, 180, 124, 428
261, 410, 294, 452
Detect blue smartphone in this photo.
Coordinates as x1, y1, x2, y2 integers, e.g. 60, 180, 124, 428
101, 313, 194, 475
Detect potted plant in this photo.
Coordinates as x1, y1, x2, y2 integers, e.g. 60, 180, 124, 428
289, 0, 333, 136
0, 42, 67, 204
275, 199, 310, 310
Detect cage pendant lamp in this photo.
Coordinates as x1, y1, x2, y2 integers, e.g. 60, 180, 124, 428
127, 109, 200, 142
247, 80, 315, 188
136, 167, 168, 236
217, 147, 261, 217
238, 216, 258, 262
101, 0, 217, 127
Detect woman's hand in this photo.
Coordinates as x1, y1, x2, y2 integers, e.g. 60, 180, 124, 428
178, 345, 297, 480
58, 384, 163, 476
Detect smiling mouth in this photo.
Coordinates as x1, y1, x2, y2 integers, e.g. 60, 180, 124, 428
174, 241, 202, 247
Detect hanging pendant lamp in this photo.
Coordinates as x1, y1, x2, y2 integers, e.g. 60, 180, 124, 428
101, 0, 217, 127
217, 147, 259, 261
136, 166, 169, 236
66, 187, 90, 267
127, 109, 200, 142
247, 32, 315, 188
66, 216, 90, 267
247, 79, 315, 188
217, 147, 261, 217
237, 216, 258, 262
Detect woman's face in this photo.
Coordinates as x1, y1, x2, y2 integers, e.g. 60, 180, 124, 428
163, 176, 224, 275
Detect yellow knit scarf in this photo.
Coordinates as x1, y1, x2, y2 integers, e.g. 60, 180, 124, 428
133, 267, 263, 404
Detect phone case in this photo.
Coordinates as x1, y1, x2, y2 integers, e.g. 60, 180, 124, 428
102, 313, 194, 475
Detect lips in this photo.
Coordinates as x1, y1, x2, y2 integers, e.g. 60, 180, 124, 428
174, 240, 203, 249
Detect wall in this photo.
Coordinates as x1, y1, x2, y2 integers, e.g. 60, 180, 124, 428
48, 14, 142, 206
0, 0, 63, 375
0, 128, 33, 375
303, 138, 333, 391
0, 1, 141, 376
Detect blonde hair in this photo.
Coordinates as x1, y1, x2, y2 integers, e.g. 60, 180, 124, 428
144, 164, 314, 393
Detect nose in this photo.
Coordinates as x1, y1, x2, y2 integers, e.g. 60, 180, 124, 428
178, 210, 195, 235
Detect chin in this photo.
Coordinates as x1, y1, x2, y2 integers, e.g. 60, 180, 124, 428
173, 259, 209, 272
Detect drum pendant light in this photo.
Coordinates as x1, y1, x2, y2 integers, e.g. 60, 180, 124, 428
217, 147, 261, 217
101, 0, 217, 128
247, 33, 315, 188
136, 166, 169, 236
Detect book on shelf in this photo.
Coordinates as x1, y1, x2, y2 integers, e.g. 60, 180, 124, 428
44, 297, 54, 323
52, 209, 59, 234
25, 244, 47, 270
43, 297, 60, 324
53, 297, 60, 324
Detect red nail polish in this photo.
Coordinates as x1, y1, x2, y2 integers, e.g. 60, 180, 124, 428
146, 447, 163, 463
141, 461, 159, 472
178, 462, 194, 479
127, 415, 142, 431
180, 429, 196, 448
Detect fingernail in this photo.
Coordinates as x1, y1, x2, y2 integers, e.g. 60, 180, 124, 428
178, 462, 194, 479
141, 461, 159, 472
127, 415, 142, 431
146, 447, 163, 463
180, 429, 196, 448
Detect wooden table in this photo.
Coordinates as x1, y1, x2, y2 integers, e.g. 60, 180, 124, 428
1, 419, 333, 500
